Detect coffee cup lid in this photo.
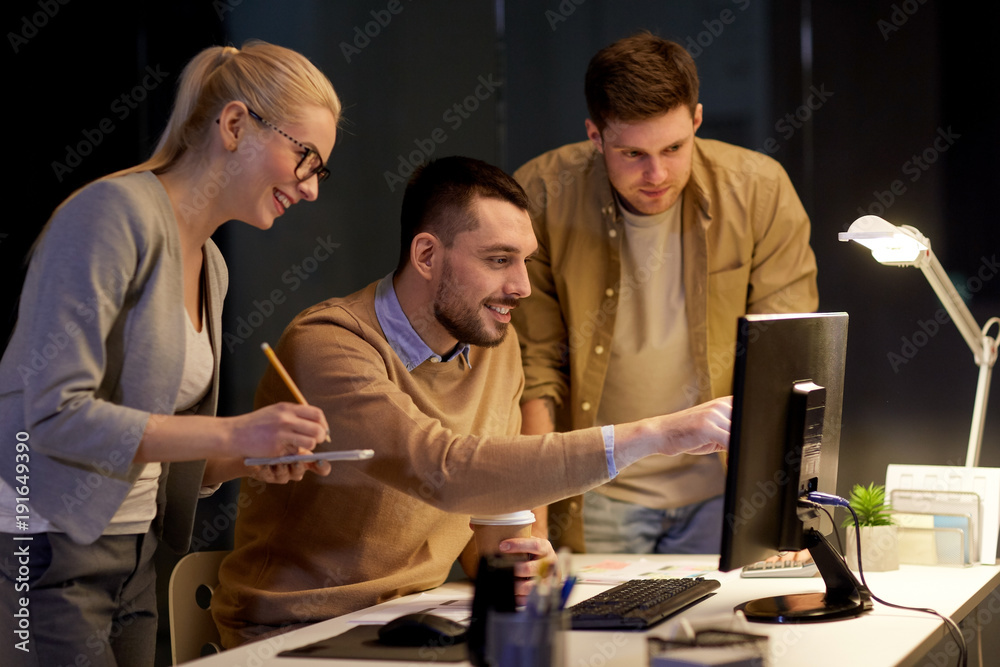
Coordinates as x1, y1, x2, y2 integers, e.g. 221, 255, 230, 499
469, 510, 536, 526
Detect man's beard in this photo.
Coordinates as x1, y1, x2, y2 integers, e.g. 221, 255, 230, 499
433, 260, 515, 348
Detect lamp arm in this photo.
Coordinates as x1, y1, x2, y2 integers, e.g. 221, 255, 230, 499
915, 250, 998, 467
915, 249, 985, 362
967, 347, 994, 467
968, 319, 1000, 467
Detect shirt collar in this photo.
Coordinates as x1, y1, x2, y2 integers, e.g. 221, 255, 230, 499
374, 273, 471, 372
682, 137, 712, 218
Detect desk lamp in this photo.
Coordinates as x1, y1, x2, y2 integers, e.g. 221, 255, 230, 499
839, 215, 999, 467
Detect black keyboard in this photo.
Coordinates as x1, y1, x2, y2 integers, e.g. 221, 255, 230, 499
568, 577, 720, 630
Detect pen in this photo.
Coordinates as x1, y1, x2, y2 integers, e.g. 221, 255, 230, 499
557, 547, 574, 610
261, 342, 331, 442
527, 560, 551, 618
559, 575, 577, 610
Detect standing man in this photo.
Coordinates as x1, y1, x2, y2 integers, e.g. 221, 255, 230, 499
512, 32, 818, 554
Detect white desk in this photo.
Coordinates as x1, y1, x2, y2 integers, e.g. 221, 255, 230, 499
190, 555, 1000, 667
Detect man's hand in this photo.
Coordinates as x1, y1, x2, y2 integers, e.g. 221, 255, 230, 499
766, 549, 813, 563
657, 396, 732, 456
499, 536, 557, 607
613, 396, 732, 471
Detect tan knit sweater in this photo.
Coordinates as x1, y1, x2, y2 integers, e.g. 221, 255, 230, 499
213, 282, 609, 647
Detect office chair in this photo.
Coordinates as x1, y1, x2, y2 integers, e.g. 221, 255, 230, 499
168, 550, 230, 664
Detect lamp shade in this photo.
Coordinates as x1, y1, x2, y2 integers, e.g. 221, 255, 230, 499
838, 215, 929, 265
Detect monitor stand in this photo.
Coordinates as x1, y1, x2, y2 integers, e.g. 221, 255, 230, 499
735, 529, 873, 623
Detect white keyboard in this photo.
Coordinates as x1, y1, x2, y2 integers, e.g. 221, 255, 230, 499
740, 558, 818, 578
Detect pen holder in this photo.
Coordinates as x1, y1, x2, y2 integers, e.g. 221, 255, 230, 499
486, 610, 565, 667
469, 555, 518, 667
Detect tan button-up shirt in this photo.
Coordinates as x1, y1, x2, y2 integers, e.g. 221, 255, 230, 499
512, 138, 819, 549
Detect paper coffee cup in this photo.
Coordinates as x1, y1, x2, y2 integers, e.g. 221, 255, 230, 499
470, 511, 536, 558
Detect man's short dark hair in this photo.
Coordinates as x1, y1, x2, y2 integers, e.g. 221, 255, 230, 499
585, 31, 700, 132
396, 156, 529, 271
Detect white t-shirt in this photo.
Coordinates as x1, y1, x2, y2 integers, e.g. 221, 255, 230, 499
594, 195, 709, 508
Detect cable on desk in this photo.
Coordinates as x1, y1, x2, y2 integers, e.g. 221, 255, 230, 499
811, 503, 844, 555
802, 493, 968, 667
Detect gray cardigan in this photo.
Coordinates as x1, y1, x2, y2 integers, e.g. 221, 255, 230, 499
0, 171, 227, 550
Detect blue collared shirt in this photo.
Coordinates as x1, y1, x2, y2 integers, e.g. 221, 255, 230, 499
373, 273, 617, 479
374, 273, 471, 371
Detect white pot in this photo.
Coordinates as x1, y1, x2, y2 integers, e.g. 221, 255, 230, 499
845, 524, 899, 572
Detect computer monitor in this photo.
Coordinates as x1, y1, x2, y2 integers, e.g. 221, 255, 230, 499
719, 312, 872, 623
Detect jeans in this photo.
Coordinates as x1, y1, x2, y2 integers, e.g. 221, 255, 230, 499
583, 492, 724, 554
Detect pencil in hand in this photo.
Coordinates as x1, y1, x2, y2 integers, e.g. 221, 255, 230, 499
261, 342, 331, 442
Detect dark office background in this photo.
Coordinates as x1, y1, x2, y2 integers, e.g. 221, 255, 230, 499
4, 1, 999, 664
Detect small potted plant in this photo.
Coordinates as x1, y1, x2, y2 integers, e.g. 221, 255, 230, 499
842, 482, 899, 572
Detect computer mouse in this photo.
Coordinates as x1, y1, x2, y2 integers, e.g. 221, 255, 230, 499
377, 612, 468, 647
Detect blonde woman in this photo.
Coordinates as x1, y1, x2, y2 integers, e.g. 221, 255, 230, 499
0, 41, 340, 666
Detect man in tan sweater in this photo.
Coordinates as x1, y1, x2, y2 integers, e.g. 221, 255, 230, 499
212, 156, 731, 647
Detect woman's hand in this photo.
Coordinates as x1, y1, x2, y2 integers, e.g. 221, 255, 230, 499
223, 402, 330, 458
135, 402, 328, 467
202, 447, 333, 487
244, 447, 333, 484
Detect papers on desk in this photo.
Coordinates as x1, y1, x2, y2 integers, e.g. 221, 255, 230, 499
575, 558, 715, 585
886, 464, 1000, 565
344, 592, 472, 625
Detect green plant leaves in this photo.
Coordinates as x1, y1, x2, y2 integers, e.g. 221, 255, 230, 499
841, 482, 894, 528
